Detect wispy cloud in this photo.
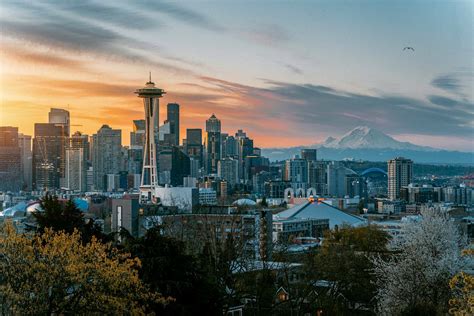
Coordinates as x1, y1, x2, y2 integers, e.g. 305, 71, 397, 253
284, 64, 303, 75
431, 70, 474, 100
132, 0, 225, 31
1, 42, 88, 70
0, 1, 203, 75
195, 77, 474, 140
240, 24, 291, 47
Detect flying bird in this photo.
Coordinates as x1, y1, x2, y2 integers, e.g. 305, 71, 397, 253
403, 47, 415, 51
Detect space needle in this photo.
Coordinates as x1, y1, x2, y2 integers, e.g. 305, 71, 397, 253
135, 73, 165, 202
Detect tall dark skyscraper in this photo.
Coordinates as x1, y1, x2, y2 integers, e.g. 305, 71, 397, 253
0, 126, 22, 191
204, 114, 221, 174
185, 128, 203, 166
33, 123, 67, 190
301, 149, 317, 161
222, 135, 237, 158
166, 103, 180, 146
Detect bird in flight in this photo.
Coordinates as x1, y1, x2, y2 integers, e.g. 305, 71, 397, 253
403, 47, 415, 51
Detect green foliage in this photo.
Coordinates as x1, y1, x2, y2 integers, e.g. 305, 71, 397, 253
0, 223, 167, 315
33, 194, 109, 243
307, 225, 390, 314
122, 226, 223, 315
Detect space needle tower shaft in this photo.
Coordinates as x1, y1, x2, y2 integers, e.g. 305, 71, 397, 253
135, 73, 165, 202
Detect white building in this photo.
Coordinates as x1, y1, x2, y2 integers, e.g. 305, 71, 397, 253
155, 187, 198, 212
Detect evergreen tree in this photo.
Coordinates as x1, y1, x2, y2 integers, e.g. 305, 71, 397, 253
33, 194, 109, 243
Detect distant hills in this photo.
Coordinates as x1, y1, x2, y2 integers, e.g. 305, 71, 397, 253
261, 126, 473, 164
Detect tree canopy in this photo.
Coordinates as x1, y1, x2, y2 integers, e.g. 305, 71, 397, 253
373, 209, 466, 315
307, 225, 390, 314
33, 194, 109, 243
0, 223, 168, 315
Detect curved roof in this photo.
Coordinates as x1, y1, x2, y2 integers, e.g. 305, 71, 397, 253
233, 198, 257, 206
0, 201, 27, 217
274, 201, 366, 229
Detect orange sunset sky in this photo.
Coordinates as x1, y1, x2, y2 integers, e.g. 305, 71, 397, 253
1, 1, 473, 151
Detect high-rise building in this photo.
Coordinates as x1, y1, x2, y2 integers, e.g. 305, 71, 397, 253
185, 128, 203, 167
301, 149, 317, 161
48, 108, 70, 136
18, 133, 32, 190
204, 114, 221, 174
222, 134, 237, 158
239, 137, 254, 181
345, 173, 366, 198
33, 123, 67, 190
284, 156, 308, 190
388, 157, 413, 200
171, 147, 190, 186
135, 75, 165, 202
308, 161, 327, 195
0, 126, 22, 191
166, 103, 180, 146
91, 125, 122, 191
218, 157, 239, 187
158, 121, 173, 147
130, 119, 145, 148
65, 132, 89, 192
327, 161, 353, 197
128, 120, 145, 179
245, 155, 269, 183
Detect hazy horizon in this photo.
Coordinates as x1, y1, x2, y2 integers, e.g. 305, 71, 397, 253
1, 0, 473, 151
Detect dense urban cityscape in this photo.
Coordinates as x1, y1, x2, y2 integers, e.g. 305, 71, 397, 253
1, 76, 473, 315
1, 1, 473, 315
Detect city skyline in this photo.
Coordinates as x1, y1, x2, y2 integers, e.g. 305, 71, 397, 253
1, 1, 473, 150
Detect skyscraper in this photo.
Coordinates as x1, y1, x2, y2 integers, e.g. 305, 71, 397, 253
130, 119, 145, 148
135, 75, 165, 202
185, 128, 203, 167
218, 157, 239, 187
128, 120, 145, 178
284, 156, 308, 190
167, 103, 180, 146
327, 161, 354, 197
204, 114, 221, 174
33, 123, 67, 190
388, 157, 413, 200
0, 126, 22, 191
222, 134, 237, 158
48, 108, 70, 136
18, 133, 32, 190
65, 132, 89, 192
91, 125, 122, 191
308, 161, 327, 195
301, 149, 317, 161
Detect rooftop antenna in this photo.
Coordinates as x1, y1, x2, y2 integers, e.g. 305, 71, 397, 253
149, 71, 152, 83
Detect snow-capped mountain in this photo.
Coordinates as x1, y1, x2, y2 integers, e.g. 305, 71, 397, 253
321, 126, 434, 151
261, 126, 473, 163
